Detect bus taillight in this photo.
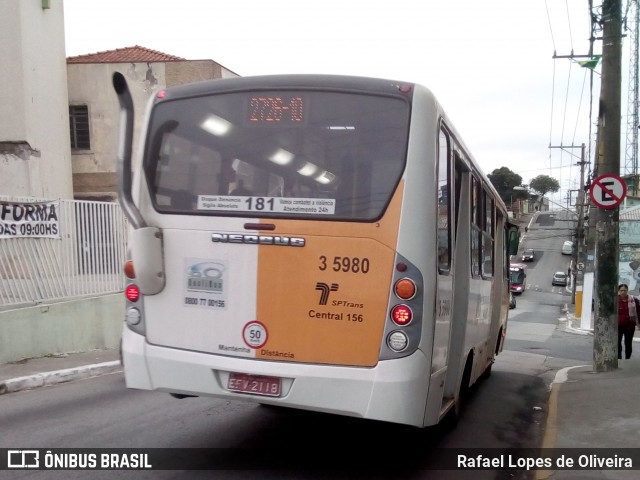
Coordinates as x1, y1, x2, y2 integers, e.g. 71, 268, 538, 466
391, 304, 413, 326
125, 284, 140, 302
394, 278, 416, 300
124, 260, 136, 279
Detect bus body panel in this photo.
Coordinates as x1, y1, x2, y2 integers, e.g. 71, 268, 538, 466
141, 187, 403, 367
390, 87, 459, 423
122, 327, 431, 426
255, 230, 395, 366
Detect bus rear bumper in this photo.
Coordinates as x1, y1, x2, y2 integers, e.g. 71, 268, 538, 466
122, 327, 432, 427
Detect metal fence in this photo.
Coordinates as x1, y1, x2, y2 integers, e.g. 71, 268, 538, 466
0, 197, 128, 308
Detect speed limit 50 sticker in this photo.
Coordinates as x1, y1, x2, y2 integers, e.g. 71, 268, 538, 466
242, 321, 268, 349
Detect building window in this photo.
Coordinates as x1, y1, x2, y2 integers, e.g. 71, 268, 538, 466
69, 105, 90, 150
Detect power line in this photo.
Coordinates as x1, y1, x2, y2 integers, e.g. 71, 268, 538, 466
566, 0, 575, 51
572, 69, 589, 145
546, 0, 558, 53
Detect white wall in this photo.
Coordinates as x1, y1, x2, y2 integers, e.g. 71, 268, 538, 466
0, 0, 73, 199
0, 295, 124, 363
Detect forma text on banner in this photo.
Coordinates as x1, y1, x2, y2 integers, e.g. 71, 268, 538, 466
0, 200, 60, 239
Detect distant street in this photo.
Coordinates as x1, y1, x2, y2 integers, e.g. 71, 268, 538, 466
507, 210, 593, 363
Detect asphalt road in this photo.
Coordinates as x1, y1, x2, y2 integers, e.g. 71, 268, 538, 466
0, 354, 555, 480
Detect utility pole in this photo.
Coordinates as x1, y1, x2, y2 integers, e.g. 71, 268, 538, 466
594, 0, 623, 372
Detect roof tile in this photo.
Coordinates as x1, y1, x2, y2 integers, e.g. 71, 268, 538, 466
67, 45, 185, 64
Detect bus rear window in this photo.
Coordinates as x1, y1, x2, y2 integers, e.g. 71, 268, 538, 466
143, 90, 410, 221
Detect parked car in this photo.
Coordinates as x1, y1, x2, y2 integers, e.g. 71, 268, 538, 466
552, 271, 568, 286
509, 291, 516, 309
561, 240, 573, 255
521, 248, 535, 262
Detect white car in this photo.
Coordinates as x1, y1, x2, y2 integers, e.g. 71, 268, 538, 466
561, 240, 573, 255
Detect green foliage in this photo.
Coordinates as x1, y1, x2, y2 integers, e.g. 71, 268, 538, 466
487, 167, 525, 205
529, 175, 560, 197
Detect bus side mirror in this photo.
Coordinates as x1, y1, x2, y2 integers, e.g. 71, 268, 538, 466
506, 224, 520, 256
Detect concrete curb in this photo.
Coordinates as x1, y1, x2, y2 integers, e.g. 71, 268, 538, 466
0, 361, 122, 395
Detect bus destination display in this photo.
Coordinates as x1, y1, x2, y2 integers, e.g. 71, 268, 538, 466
247, 95, 304, 125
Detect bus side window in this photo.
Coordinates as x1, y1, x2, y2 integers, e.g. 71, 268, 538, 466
437, 127, 451, 272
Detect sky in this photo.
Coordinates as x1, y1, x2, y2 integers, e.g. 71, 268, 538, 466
63, 0, 632, 207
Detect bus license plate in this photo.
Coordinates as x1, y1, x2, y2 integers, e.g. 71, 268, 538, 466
227, 373, 282, 397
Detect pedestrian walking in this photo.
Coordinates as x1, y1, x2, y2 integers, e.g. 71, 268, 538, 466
617, 284, 639, 359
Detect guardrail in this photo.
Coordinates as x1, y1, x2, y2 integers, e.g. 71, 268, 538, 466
0, 197, 128, 308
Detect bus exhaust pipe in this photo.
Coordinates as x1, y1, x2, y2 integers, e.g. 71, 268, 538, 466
113, 72, 146, 229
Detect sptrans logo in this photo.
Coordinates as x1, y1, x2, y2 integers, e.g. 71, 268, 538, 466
315, 282, 339, 305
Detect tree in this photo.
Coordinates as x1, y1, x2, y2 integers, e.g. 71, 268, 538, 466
487, 167, 526, 205
528, 175, 560, 197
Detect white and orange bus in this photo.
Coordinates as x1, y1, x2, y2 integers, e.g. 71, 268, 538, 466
113, 73, 519, 428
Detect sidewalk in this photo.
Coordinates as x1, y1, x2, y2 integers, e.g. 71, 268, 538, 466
537, 357, 640, 480
0, 349, 121, 395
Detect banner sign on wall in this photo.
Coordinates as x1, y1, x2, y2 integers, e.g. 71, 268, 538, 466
0, 200, 61, 239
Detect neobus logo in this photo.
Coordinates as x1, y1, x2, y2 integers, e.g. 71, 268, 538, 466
211, 233, 305, 247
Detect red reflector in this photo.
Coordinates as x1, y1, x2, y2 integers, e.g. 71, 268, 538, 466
125, 285, 140, 302
391, 304, 412, 326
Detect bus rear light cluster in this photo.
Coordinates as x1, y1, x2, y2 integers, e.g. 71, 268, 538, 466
380, 255, 423, 360
125, 284, 140, 302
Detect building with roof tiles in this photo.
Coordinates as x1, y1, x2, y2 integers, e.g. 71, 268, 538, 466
67, 45, 238, 200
